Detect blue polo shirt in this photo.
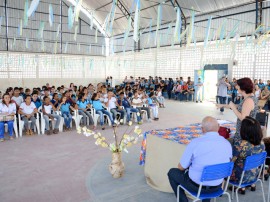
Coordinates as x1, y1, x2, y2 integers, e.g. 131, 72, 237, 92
76, 100, 89, 109
92, 100, 103, 110
60, 102, 70, 113
118, 98, 130, 108
32, 99, 42, 109
258, 83, 265, 90
180, 131, 232, 186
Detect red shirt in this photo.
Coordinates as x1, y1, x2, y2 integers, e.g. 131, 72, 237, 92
182, 85, 188, 91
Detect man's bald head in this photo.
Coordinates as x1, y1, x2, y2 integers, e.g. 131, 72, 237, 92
201, 116, 219, 133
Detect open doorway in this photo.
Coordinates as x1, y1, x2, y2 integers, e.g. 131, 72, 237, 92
204, 70, 218, 101
203, 64, 228, 102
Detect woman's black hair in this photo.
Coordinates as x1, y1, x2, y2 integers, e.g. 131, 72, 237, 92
240, 116, 263, 146
91, 93, 98, 101
78, 93, 85, 100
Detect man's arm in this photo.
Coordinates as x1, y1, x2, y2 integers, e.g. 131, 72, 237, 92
177, 163, 186, 171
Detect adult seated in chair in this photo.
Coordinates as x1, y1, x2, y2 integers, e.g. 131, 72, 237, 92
105, 91, 126, 123
118, 92, 142, 125
19, 95, 38, 135
0, 93, 16, 142
229, 116, 265, 194
168, 116, 232, 202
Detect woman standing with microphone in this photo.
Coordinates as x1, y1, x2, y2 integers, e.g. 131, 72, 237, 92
217, 77, 258, 143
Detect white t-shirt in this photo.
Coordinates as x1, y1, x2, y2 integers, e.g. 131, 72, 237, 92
0, 103, 16, 115
12, 96, 24, 106
43, 105, 52, 114
255, 90, 261, 98
105, 97, 117, 109
132, 98, 143, 106
20, 102, 36, 114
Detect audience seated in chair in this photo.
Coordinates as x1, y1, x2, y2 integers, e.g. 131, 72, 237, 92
42, 96, 61, 135
58, 96, 74, 131
118, 92, 142, 125
0, 93, 16, 142
19, 95, 38, 136
229, 116, 265, 194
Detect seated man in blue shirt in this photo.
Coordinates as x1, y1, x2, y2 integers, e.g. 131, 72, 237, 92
118, 92, 142, 125
168, 116, 232, 202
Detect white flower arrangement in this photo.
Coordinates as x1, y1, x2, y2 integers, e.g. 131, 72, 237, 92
77, 119, 143, 153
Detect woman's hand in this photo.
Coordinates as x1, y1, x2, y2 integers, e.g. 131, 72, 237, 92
229, 101, 236, 110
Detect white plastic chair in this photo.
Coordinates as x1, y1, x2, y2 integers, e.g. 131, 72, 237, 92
38, 107, 64, 134
71, 110, 83, 129
18, 113, 40, 137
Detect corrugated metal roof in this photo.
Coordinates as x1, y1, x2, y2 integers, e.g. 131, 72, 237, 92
82, 0, 257, 35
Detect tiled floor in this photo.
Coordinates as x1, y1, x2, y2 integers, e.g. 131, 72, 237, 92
0, 100, 269, 202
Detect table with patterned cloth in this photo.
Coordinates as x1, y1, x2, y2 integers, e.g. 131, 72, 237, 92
140, 120, 236, 193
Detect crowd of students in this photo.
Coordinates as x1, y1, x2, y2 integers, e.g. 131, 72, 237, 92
0, 79, 165, 142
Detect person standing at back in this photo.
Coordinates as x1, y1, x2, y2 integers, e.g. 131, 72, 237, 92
195, 78, 204, 103
168, 116, 232, 202
217, 77, 230, 113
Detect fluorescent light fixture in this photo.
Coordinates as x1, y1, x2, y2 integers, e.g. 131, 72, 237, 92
66, 0, 107, 37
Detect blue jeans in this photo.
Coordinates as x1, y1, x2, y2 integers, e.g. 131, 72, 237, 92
218, 96, 227, 112
62, 111, 72, 128
168, 168, 221, 202
96, 109, 114, 126
78, 110, 94, 125
126, 108, 141, 122
0, 121, 14, 138
44, 114, 61, 130
110, 108, 126, 120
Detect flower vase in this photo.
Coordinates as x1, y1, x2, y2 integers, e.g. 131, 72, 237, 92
109, 152, 125, 178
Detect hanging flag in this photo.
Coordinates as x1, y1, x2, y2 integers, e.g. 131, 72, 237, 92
49, 4, 54, 27
147, 19, 153, 46
174, 8, 181, 44
102, 45, 104, 55
17, 20, 23, 36
74, 25, 78, 41
133, 0, 140, 42
64, 42, 68, 53
90, 59, 94, 71
27, 0, 40, 17
95, 28, 98, 43
90, 12, 94, 30
0, 17, 2, 33
167, 23, 172, 44
77, 43, 81, 52
88, 44, 92, 54
56, 24, 61, 38
41, 40, 45, 51
13, 37, 16, 49
155, 4, 162, 47
68, 6, 74, 30
108, 0, 117, 35
225, 21, 239, 44
74, 0, 83, 22
26, 38, 29, 49
54, 41, 57, 54
187, 9, 195, 46
38, 21, 45, 39
24, 0, 29, 26
123, 16, 132, 45
204, 16, 212, 48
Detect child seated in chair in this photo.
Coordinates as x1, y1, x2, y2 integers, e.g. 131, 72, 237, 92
42, 96, 61, 135
76, 93, 94, 129
19, 95, 38, 135
58, 96, 75, 131
147, 92, 159, 121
